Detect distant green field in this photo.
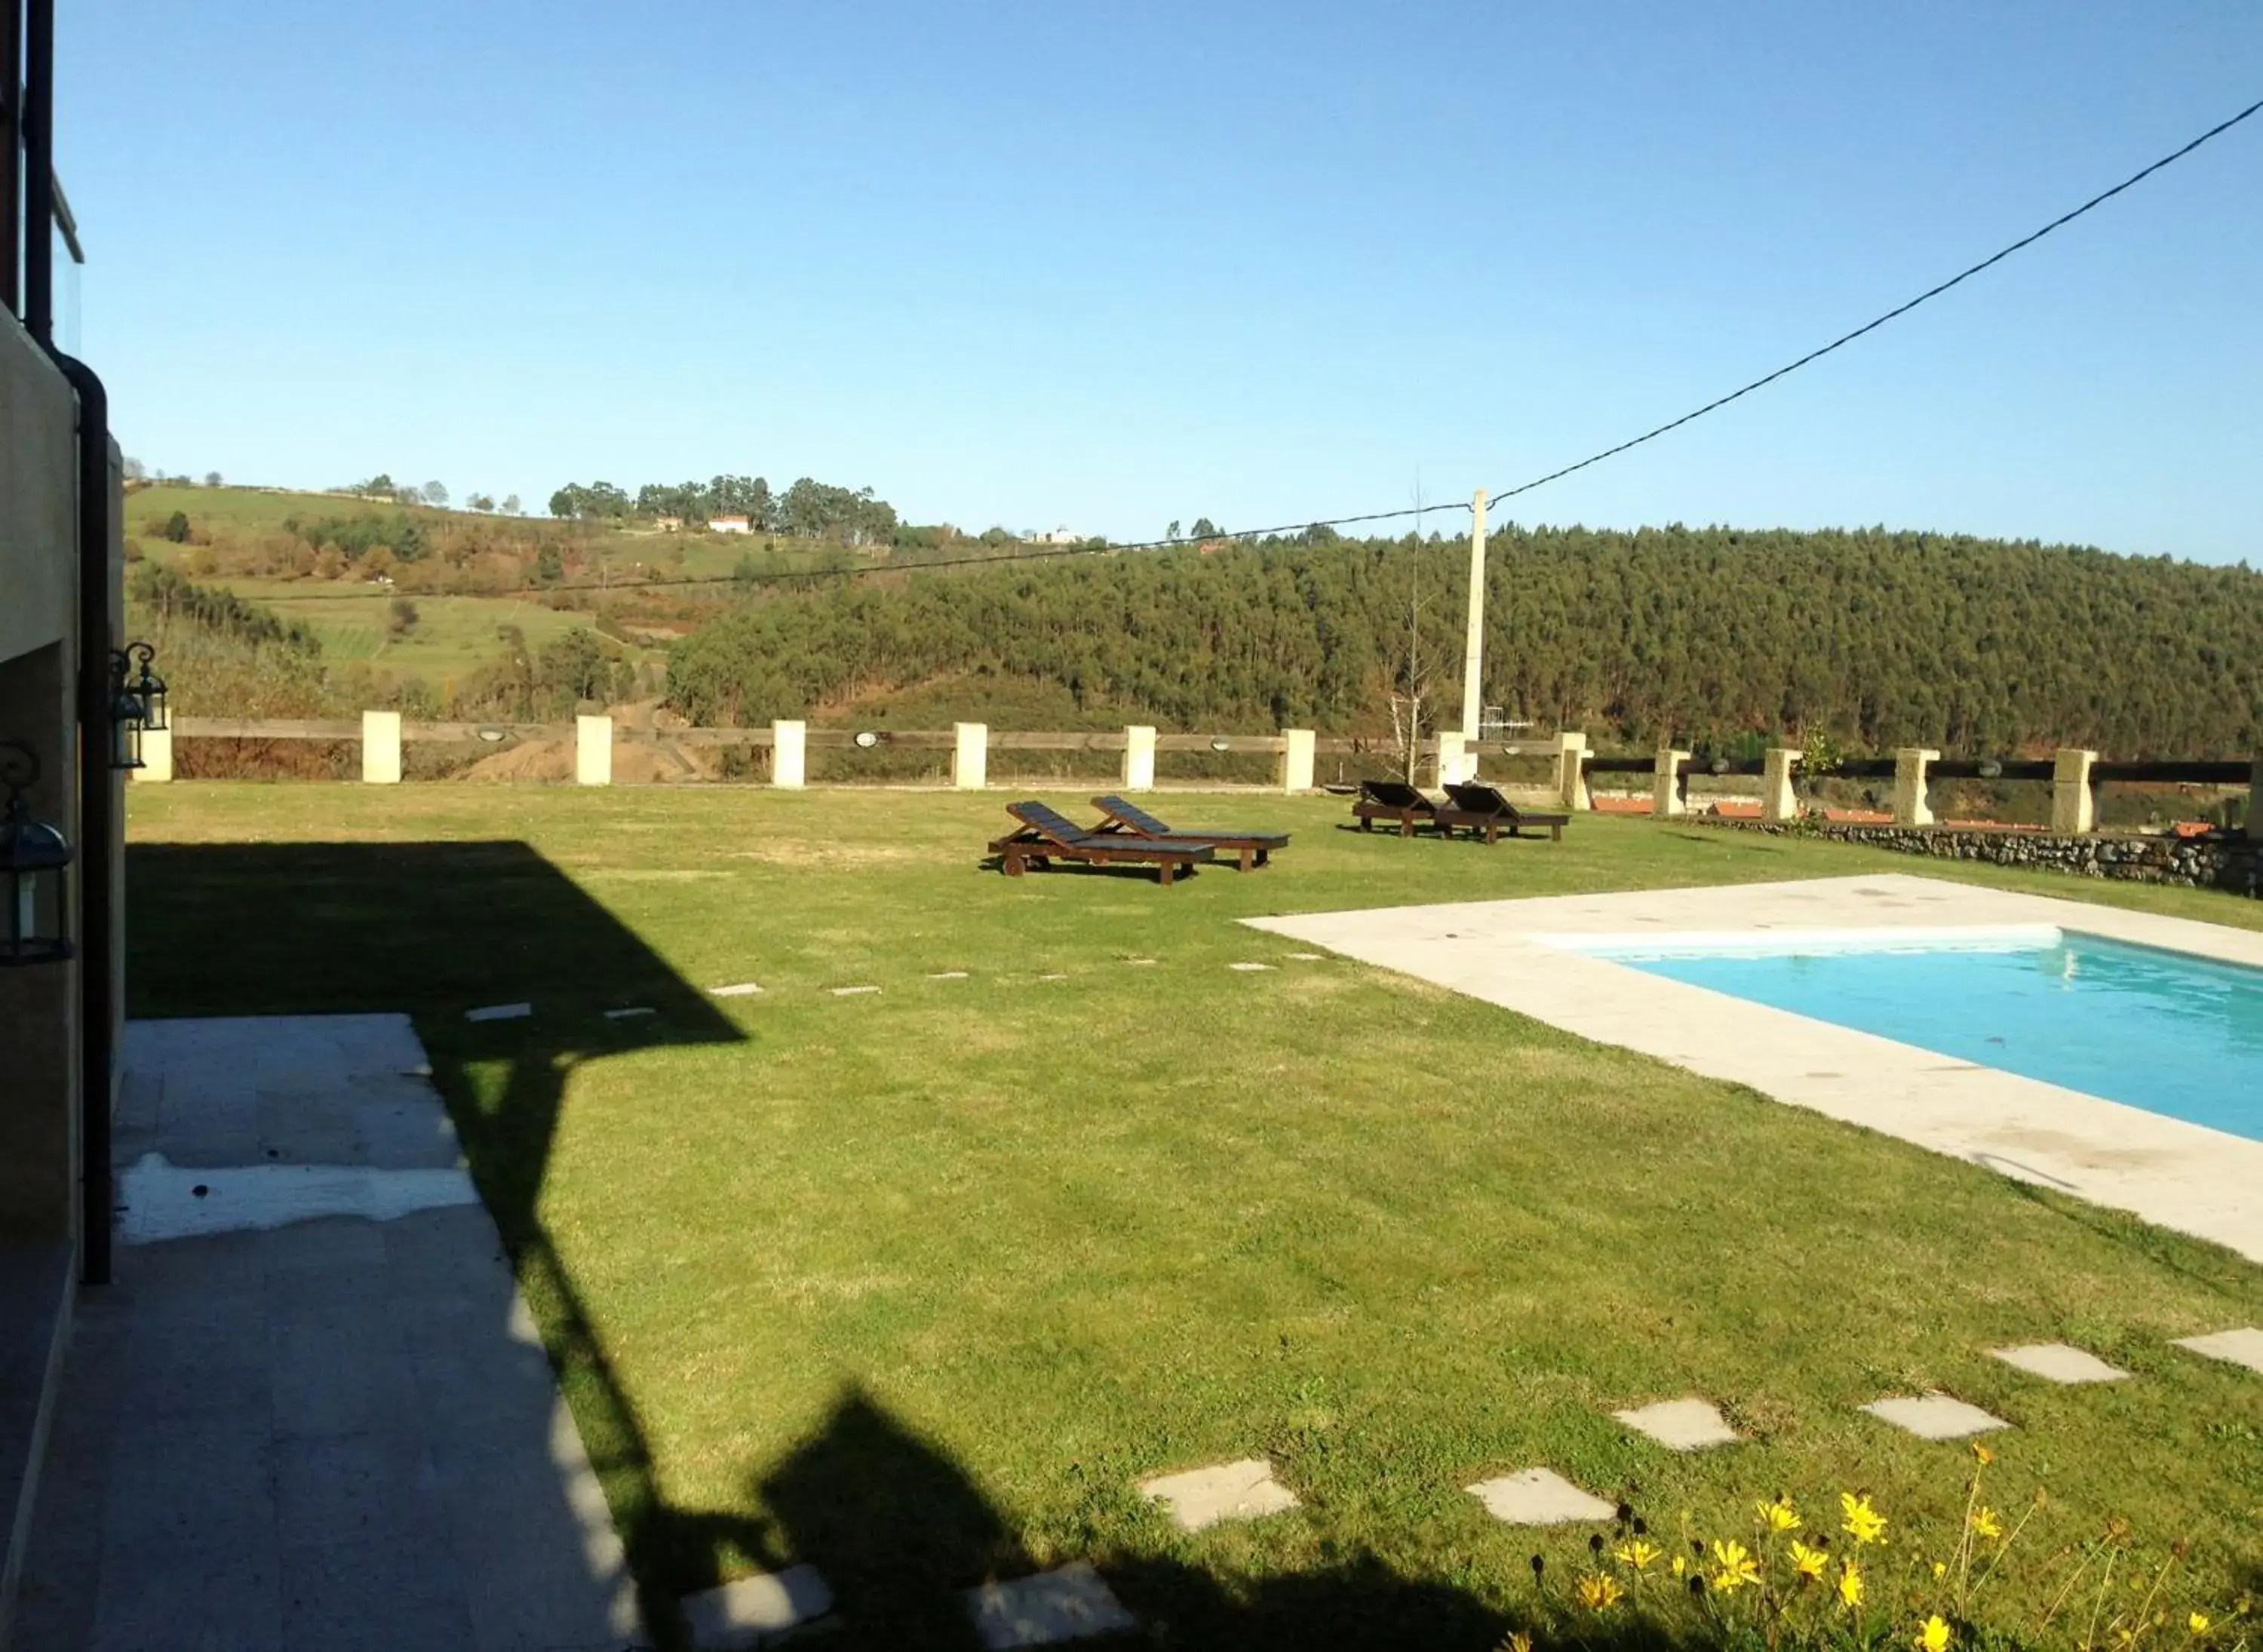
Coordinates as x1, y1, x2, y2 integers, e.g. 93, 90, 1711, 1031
124, 484, 652, 686
124, 481, 426, 538
210, 577, 607, 682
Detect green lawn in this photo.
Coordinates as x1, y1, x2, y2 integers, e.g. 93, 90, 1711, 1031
175, 574, 609, 680
124, 788, 2263, 1650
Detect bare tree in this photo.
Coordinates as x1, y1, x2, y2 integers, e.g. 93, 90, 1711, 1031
1385, 483, 1439, 785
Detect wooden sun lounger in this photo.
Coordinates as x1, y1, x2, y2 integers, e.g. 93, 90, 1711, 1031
1440, 781, 1570, 843
1089, 794, 1289, 871
1351, 779, 1439, 838
988, 801, 1217, 886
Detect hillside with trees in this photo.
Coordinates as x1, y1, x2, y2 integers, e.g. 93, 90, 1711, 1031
665, 524, 2263, 758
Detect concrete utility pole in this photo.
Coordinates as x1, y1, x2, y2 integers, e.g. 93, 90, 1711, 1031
1460, 487, 1488, 760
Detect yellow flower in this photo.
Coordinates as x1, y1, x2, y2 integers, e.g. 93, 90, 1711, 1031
1933, 1561, 1948, 1580
1791, 1540, 1829, 1582
1712, 1540, 1761, 1592
1576, 1573, 1625, 1611
1839, 1560, 1866, 1611
1758, 1495, 1802, 1533
1505, 1634, 1533, 1652
1972, 1442, 1994, 1465
1916, 1614, 1953, 1652
1671, 1555, 1687, 1577
1970, 1506, 2003, 1540
1615, 1539, 1661, 1571
1841, 1491, 1890, 1546
2189, 1614, 2211, 1635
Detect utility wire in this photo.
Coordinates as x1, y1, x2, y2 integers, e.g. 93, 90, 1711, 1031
1487, 94, 2263, 503
210, 96, 2262, 607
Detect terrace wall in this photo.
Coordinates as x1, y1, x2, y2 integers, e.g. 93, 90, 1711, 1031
1696, 818, 2263, 897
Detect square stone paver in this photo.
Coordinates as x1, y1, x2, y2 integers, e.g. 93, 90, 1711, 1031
680, 1564, 833, 1648
1466, 1468, 1617, 1526
602, 1006, 653, 1020
963, 1561, 1136, 1648
1861, 1393, 2010, 1440
829, 985, 880, 997
1614, 1397, 1742, 1451
2173, 1327, 2263, 1374
928, 971, 969, 981
1991, 1343, 2130, 1384
708, 982, 763, 997
463, 1003, 531, 1022
1227, 962, 1273, 972
1137, 1458, 1300, 1533
1286, 953, 1325, 961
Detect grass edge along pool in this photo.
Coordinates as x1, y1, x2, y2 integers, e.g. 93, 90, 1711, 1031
1541, 925, 2263, 1143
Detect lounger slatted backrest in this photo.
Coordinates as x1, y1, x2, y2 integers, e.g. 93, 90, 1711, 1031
1444, 781, 1512, 816
1360, 780, 1432, 811
1006, 800, 1095, 845
1092, 795, 1174, 837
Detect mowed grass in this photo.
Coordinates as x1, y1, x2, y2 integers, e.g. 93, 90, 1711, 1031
124, 787, 2263, 1649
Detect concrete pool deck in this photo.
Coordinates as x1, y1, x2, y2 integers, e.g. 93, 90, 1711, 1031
1247, 873, 2263, 1267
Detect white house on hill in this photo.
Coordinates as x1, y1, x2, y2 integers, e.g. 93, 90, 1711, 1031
710, 514, 751, 534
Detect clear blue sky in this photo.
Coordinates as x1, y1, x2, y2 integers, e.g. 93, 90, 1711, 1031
60, 2, 2262, 561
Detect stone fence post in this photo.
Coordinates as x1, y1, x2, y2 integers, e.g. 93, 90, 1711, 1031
1279, 729, 1316, 794
771, 720, 806, 788
2051, 748, 2096, 835
133, 726, 173, 784
1893, 748, 1938, 828
361, 711, 401, 785
1122, 726, 1156, 792
1761, 748, 1801, 822
1653, 748, 1689, 818
953, 723, 988, 790
1555, 732, 1591, 811
1433, 730, 1467, 791
575, 715, 613, 785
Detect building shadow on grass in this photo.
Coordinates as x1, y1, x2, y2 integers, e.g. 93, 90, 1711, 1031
126, 840, 753, 1643
124, 841, 1663, 1652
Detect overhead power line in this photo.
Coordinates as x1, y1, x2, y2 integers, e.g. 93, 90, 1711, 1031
1487, 94, 2263, 502
210, 95, 2261, 610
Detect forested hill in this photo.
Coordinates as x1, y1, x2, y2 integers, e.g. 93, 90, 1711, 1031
665, 525, 2263, 757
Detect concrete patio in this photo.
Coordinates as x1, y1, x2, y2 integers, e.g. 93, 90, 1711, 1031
12, 1015, 642, 1652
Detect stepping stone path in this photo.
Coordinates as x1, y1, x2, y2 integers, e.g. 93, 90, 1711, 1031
1039, 972, 1068, 981
2173, 1327, 2263, 1374
929, 970, 970, 980
830, 985, 881, 997
1991, 1343, 2129, 1384
1466, 1468, 1617, 1526
708, 981, 763, 997
1138, 1458, 1300, 1532
1614, 1396, 1741, 1451
1861, 1393, 2010, 1440
680, 1564, 834, 1648
603, 1006, 654, 1020
1285, 952, 1325, 962
1227, 962, 1273, 972
1122, 957, 1157, 966
964, 1561, 1136, 1648
465, 1002, 532, 1022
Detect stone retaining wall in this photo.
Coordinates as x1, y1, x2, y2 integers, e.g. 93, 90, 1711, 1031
1696, 818, 2263, 897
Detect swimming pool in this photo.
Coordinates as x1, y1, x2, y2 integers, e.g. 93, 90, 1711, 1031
1558, 926, 2263, 1142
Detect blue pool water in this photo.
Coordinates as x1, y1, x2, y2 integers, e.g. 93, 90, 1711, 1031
1583, 929, 2263, 1141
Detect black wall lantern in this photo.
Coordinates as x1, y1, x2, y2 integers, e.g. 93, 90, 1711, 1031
106, 641, 167, 771
1, 740, 74, 967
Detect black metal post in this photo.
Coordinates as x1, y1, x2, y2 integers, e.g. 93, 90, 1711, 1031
21, 0, 51, 342
51, 352, 114, 1285
2, 0, 20, 316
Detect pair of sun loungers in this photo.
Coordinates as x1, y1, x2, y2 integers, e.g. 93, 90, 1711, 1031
1352, 779, 1570, 842
989, 797, 1288, 886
